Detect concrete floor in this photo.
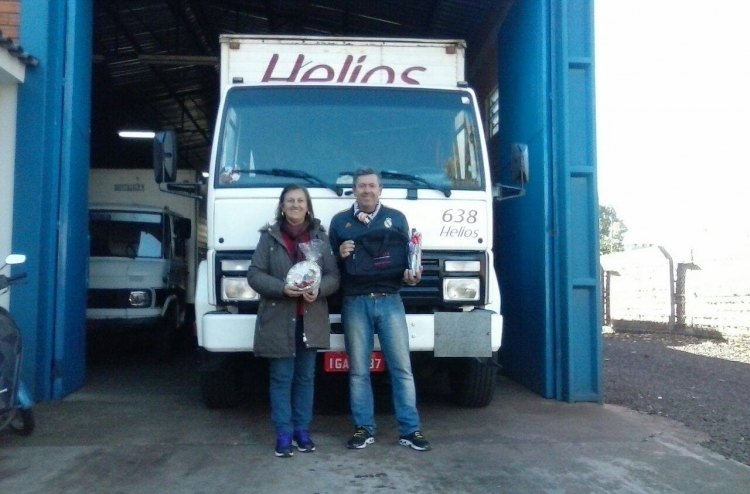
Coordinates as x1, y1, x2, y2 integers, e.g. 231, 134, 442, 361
1, 349, 750, 494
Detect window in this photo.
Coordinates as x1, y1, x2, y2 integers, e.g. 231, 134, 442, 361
89, 211, 165, 259
485, 86, 499, 139
214, 86, 485, 191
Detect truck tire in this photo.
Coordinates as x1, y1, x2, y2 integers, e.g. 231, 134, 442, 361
449, 357, 497, 407
152, 305, 179, 362
200, 364, 242, 409
10, 408, 35, 436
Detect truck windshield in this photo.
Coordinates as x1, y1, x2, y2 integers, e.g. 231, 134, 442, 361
89, 211, 165, 259
215, 86, 484, 190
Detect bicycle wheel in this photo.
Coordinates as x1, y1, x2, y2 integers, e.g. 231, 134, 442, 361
10, 408, 35, 436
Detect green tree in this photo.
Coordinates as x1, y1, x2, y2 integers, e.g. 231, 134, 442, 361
599, 205, 628, 255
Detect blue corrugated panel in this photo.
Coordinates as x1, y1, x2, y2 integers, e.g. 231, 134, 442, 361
14, 0, 90, 401
496, 0, 600, 402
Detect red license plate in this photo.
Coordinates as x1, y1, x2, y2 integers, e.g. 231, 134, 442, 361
324, 352, 386, 373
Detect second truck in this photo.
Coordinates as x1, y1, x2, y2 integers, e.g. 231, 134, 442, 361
87, 169, 201, 359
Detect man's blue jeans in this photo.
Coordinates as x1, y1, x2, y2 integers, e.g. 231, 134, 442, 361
268, 318, 317, 435
342, 293, 421, 436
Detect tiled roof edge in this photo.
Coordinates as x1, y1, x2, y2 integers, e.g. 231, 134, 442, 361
0, 28, 39, 67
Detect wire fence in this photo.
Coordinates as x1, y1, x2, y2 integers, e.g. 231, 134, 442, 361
601, 243, 750, 337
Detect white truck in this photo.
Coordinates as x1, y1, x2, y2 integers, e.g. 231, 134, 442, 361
155, 36, 526, 407
87, 169, 200, 358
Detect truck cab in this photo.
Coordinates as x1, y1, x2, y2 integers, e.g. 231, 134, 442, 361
87, 169, 199, 359
156, 36, 522, 407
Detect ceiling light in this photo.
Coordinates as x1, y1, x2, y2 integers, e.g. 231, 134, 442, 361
202, 172, 210, 178
118, 130, 155, 139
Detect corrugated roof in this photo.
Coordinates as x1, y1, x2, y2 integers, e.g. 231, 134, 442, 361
93, 0, 510, 171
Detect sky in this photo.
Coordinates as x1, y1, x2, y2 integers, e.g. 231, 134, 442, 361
595, 1, 750, 259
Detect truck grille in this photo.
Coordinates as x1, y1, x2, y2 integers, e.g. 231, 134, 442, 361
234, 250, 487, 315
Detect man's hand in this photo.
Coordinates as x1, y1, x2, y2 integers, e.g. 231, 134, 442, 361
339, 240, 355, 259
403, 266, 423, 286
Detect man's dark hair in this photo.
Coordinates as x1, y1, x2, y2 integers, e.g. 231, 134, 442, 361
353, 167, 382, 187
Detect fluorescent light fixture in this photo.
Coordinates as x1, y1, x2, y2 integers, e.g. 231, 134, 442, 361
202, 171, 210, 178
118, 130, 156, 139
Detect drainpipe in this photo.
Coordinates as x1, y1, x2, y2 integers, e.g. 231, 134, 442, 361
601, 269, 620, 327
658, 246, 675, 333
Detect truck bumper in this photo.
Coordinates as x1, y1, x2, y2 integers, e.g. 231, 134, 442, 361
87, 307, 165, 332
200, 311, 502, 354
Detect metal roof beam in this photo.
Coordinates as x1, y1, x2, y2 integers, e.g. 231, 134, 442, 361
104, 2, 211, 168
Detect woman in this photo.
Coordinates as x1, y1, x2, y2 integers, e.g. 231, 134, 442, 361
247, 184, 340, 458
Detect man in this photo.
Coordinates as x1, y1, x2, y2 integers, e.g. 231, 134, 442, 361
329, 167, 431, 452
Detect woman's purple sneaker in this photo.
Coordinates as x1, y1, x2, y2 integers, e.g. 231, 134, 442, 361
275, 432, 294, 457
293, 430, 316, 452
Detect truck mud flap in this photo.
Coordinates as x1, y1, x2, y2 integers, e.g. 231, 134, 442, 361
434, 310, 492, 357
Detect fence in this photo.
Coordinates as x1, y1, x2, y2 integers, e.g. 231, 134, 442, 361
601, 243, 750, 337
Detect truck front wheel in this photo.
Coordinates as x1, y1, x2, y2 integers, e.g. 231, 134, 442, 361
448, 357, 497, 407
200, 361, 242, 409
153, 304, 179, 361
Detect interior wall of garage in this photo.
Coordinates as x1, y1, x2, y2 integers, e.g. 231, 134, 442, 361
12, 0, 600, 403
14, 0, 91, 401
0, 48, 24, 311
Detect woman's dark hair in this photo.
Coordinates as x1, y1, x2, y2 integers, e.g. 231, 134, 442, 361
275, 184, 314, 224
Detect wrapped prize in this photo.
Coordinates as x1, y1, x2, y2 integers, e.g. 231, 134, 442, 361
286, 261, 321, 291
285, 239, 325, 292
408, 228, 422, 277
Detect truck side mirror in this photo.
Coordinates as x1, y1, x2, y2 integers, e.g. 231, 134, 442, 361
510, 143, 529, 184
153, 130, 178, 184
493, 142, 529, 202
4, 254, 26, 265
176, 217, 192, 240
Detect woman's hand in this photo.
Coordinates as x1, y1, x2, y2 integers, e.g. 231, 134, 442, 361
302, 289, 319, 303
283, 284, 304, 297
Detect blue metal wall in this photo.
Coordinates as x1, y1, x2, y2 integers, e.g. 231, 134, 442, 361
497, 0, 601, 401
14, 0, 91, 400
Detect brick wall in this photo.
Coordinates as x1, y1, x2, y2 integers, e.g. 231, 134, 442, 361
0, 0, 20, 42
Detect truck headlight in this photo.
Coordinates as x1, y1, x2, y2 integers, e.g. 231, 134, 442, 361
222, 277, 259, 301
129, 290, 152, 308
443, 278, 480, 302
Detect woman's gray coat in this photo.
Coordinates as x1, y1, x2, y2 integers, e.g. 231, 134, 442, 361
246, 219, 340, 358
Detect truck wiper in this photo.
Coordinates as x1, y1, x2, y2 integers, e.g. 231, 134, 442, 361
239, 168, 338, 195
380, 171, 451, 197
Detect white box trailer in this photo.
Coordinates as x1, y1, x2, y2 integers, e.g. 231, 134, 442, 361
156, 36, 520, 407
220, 36, 466, 91
87, 169, 200, 358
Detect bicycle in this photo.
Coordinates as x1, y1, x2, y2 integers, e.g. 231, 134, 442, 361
0, 253, 35, 436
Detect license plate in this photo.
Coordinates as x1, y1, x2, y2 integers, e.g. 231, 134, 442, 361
324, 352, 386, 373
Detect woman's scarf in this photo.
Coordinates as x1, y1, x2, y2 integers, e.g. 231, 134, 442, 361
280, 220, 311, 262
